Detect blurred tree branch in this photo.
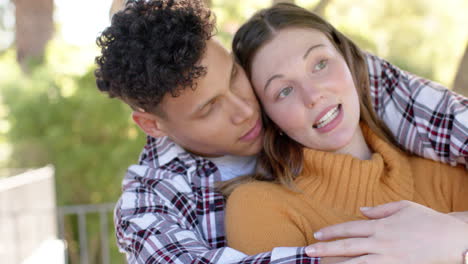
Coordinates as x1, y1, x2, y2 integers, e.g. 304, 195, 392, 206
452, 43, 468, 96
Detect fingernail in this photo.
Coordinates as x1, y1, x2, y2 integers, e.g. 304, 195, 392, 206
360, 206, 372, 211
314, 231, 323, 240
305, 246, 316, 255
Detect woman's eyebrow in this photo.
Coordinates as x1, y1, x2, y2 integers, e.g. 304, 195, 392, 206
264, 44, 325, 92
303, 44, 325, 60
264, 73, 282, 92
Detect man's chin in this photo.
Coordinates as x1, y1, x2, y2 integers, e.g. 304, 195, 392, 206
237, 140, 263, 156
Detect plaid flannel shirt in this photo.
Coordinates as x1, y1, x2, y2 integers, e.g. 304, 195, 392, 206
366, 53, 468, 166
114, 54, 468, 264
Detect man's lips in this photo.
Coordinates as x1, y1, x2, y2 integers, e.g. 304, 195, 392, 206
239, 118, 262, 141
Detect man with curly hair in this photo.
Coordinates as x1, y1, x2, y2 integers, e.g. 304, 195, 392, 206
95, 0, 468, 263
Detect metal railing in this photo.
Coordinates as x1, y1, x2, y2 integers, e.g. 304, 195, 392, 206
1, 166, 122, 264
58, 203, 116, 264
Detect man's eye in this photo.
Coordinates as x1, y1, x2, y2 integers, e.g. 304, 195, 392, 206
201, 100, 216, 117
277, 86, 293, 99
314, 59, 328, 71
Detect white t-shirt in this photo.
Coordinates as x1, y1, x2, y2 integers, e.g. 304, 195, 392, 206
206, 155, 257, 181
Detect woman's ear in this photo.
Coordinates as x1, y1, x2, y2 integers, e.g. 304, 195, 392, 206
132, 111, 168, 138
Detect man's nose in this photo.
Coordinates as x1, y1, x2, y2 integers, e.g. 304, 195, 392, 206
229, 94, 255, 125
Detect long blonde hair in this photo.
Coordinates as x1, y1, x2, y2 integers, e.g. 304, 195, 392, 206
219, 3, 399, 196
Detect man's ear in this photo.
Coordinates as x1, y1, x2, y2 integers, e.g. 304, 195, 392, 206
132, 111, 168, 138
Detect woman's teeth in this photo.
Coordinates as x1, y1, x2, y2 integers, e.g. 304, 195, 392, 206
313, 105, 340, 129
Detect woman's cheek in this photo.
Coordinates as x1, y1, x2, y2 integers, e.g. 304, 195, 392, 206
265, 105, 286, 125
268, 106, 283, 122
274, 107, 300, 130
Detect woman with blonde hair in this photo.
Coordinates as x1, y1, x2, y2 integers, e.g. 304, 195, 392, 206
225, 3, 468, 264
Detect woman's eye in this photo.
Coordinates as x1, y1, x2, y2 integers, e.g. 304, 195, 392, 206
278, 86, 293, 99
314, 59, 328, 71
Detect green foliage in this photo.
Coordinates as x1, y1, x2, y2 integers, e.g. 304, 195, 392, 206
0, 47, 146, 206
212, 0, 271, 47
327, 0, 468, 85
0, 44, 140, 263
212, 0, 467, 86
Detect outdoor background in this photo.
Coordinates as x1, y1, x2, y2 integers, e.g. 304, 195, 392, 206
0, 0, 467, 263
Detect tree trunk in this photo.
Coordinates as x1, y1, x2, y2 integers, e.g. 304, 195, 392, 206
312, 0, 333, 16
272, 0, 295, 5
14, 0, 54, 73
452, 44, 468, 97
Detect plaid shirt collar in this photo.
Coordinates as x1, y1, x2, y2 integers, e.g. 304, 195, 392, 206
139, 135, 195, 167
138, 135, 225, 186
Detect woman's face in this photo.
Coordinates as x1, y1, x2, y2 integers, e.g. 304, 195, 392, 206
250, 27, 361, 152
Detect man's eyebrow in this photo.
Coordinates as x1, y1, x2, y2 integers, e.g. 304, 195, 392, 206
264, 44, 325, 92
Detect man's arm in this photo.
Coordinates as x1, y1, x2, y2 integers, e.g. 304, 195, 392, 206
366, 53, 468, 167
115, 164, 319, 264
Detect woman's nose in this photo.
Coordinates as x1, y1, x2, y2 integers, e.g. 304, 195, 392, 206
302, 84, 324, 108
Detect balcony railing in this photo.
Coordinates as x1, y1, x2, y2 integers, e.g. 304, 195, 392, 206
58, 203, 116, 264
0, 166, 123, 264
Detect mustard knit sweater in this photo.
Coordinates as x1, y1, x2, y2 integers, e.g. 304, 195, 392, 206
225, 126, 468, 255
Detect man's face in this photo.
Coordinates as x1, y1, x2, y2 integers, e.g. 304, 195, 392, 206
158, 40, 264, 157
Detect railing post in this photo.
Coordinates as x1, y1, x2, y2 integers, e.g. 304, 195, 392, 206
77, 210, 88, 264
58, 203, 116, 264
100, 208, 110, 264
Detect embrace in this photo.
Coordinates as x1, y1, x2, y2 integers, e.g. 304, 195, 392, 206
95, 0, 468, 263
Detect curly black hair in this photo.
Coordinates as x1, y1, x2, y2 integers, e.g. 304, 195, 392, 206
95, 0, 215, 114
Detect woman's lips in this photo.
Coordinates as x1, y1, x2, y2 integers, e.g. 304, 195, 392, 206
313, 104, 341, 128
313, 104, 343, 133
